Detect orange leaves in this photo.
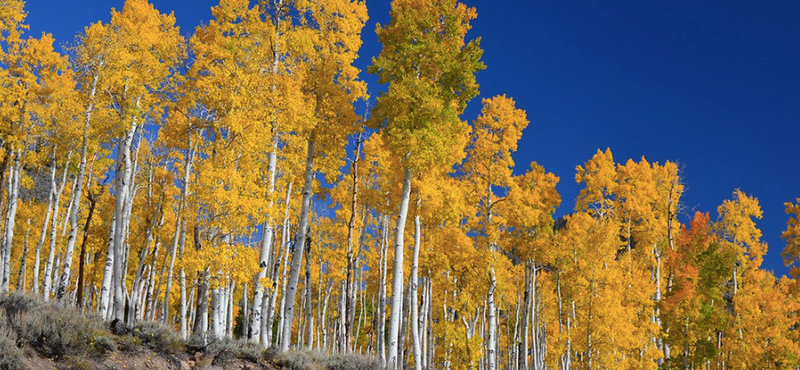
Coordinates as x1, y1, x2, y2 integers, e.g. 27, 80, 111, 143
782, 197, 800, 278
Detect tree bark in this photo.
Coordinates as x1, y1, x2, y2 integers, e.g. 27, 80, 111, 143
16, 219, 30, 292
42, 154, 71, 301
251, 144, 278, 344
280, 138, 315, 351
76, 178, 97, 307
1, 148, 22, 291
304, 236, 313, 349
99, 211, 116, 317
410, 196, 422, 370
111, 101, 139, 322
388, 167, 412, 369
56, 73, 98, 300
344, 133, 362, 352
377, 214, 389, 364
193, 268, 210, 345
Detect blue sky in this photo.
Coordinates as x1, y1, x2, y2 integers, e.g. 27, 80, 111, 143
25, 0, 800, 276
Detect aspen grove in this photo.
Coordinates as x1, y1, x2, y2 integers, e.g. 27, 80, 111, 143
1, 0, 799, 369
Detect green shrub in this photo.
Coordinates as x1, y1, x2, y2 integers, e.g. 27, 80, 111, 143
131, 320, 184, 355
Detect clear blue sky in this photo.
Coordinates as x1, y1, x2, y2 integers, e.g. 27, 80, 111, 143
25, 0, 800, 276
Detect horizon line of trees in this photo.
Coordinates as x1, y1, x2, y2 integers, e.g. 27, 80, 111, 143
1, 0, 800, 369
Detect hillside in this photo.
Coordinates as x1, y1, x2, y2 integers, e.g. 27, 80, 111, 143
0, 293, 381, 370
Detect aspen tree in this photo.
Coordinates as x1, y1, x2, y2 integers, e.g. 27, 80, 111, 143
461, 95, 528, 370
83, 0, 183, 323
280, 0, 367, 350
369, 0, 483, 365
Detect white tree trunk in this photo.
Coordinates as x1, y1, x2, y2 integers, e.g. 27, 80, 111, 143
251, 145, 278, 344
387, 167, 412, 369
280, 139, 315, 351
344, 135, 362, 352
410, 199, 422, 370
488, 266, 498, 370
1, 149, 22, 291
111, 108, 139, 322
55, 75, 97, 299
212, 286, 223, 339
42, 155, 71, 301
179, 229, 189, 339
166, 138, 194, 335
226, 280, 235, 339
100, 211, 116, 317
275, 212, 293, 348
377, 214, 389, 364
264, 181, 293, 347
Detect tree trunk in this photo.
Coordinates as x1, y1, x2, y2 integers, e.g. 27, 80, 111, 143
16, 219, 30, 292
304, 234, 313, 350
212, 286, 223, 339
43, 155, 71, 301
251, 144, 278, 344
111, 105, 139, 322
388, 167, 412, 369
1, 149, 22, 291
56, 74, 97, 300
99, 211, 116, 317
275, 215, 293, 348
265, 181, 292, 347
33, 159, 56, 296
377, 214, 389, 364
344, 133, 362, 352
280, 138, 315, 351
193, 268, 210, 345
167, 137, 195, 335
163, 217, 181, 323
486, 266, 497, 370
227, 280, 235, 339
410, 196, 422, 370
76, 180, 97, 307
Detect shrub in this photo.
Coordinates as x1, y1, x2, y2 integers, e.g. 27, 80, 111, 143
12, 301, 107, 358
272, 350, 384, 370
91, 334, 117, 354
0, 312, 24, 370
324, 353, 384, 370
131, 320, 184, 355
63, 355, 93, 370
207, 338, 265, 364
113, 332, 144, 353
0, 293, 38, 320
272, 350, 327, 370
